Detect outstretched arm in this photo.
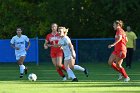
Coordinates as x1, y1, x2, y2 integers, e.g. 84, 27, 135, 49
69, 43, 76, 59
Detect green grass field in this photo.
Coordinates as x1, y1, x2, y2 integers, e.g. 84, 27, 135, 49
0, 62, 140, 93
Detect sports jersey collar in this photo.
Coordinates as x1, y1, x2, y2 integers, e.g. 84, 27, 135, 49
16, 35, 22, 38
51, 32, 58, 36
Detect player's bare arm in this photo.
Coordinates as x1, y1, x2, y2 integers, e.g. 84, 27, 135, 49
25, 41, 30, 51
44, 40, 54, 49
69, 43, 76, 59
44, 40, 49, 49
108, 35, 122, 48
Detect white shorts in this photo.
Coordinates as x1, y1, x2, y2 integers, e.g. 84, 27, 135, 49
15, 52, 26, 60
64, 56, 72, 60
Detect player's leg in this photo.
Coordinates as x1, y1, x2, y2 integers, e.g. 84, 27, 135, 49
126, 48, 130, 68
116, 56, 130, 82
64, 59, 78, 82
51, 51, 66, 80
56, 51, 66, 71
56, 57, 66, 71
129, 48, 134, 68
52, 58, 66, 80
56, 57, 66, 81
108, 53, 121, 72
17, 55, 26, 78
69, 58, 88, 77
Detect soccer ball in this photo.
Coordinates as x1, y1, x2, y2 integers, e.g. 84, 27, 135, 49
28, 73, 37, 81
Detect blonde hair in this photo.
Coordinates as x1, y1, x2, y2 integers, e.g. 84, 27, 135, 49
58, 27, 69, 36
114, 20, 124, 27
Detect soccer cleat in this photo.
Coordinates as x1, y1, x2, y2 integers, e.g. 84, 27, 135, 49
24, 67, 28, 74
62, 77, 67, 81
72, 78, 78, 82
118, 73, 123, 80
84, 69, 89, 77
20, 73, 23, 78
124, 77, 130, 82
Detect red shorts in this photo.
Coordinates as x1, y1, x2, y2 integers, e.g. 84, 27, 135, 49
50, 49, 63, 58
112, 50, 126, 59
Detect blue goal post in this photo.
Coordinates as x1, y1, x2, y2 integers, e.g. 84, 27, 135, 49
0, 38, 39, 65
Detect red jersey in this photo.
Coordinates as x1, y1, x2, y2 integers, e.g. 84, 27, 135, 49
114, 27, 127, 51
46, 32, 61, 51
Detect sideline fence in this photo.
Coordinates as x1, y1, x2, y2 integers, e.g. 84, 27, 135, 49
0, 38, 140, 64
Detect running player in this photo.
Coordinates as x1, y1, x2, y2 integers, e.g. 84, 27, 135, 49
44, 23, 66, 81
54, 26, 88, 82
10, 28, 30, 78
108, 20, 130, 82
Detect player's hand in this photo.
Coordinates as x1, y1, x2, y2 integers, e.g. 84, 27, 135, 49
108, 44, 114, 48
47, 44, 52, 47
44, 45, 48, 49
15, 47, 20, 50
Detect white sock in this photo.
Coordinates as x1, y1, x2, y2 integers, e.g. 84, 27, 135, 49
74, 65, 85, 71
66, 68, 76, 79
19, 65, 25, 74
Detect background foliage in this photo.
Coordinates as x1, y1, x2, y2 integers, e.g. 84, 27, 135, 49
0, 0, 140, 39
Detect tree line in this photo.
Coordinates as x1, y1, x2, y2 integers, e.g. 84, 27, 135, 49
0, 0, 140, 39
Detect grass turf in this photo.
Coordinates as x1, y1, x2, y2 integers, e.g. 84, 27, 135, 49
0, 62, 140, 93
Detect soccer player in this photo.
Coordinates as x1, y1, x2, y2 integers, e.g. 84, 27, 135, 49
10, 28, 30, 78
54, 26, 88, 82
108, 20, 130, 82
44, 23, 67, 81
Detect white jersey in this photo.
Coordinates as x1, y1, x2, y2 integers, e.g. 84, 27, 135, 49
10, 35, 29, 55
58, 36, 72, 59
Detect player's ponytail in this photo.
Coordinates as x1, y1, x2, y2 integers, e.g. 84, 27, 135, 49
115, 20, 124, 27
64, 28, 69, 36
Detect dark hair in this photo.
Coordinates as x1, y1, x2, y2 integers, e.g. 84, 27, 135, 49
16, 27, 22, 31
114, 20, 124, 27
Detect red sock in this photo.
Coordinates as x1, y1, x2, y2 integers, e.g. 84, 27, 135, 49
61, 65, 66, 71
119, 67, 128, 78
111, 63, 121, 73
56, 68, 65, 77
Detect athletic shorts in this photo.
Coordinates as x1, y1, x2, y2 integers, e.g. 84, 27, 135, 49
15, 51, 26, 60
64, 56, 72, 60
50, 50, 63, 58
112, 50, 127, 59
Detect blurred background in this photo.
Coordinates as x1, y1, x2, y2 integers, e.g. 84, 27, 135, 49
0, 0, 140, 63
0, 0, 140, 38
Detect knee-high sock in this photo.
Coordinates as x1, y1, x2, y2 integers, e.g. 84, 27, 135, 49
74, 65, 85, 71
111, 63, 121, 73
119, 67, 128, 78
56, 68, 65, 77
19, 65, 25, 74
61, 65, 66, 71
66, 68, 76, 79
112, 63, 128, 78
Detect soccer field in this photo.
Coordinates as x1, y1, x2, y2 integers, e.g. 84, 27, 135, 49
0, 62, 140, 93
